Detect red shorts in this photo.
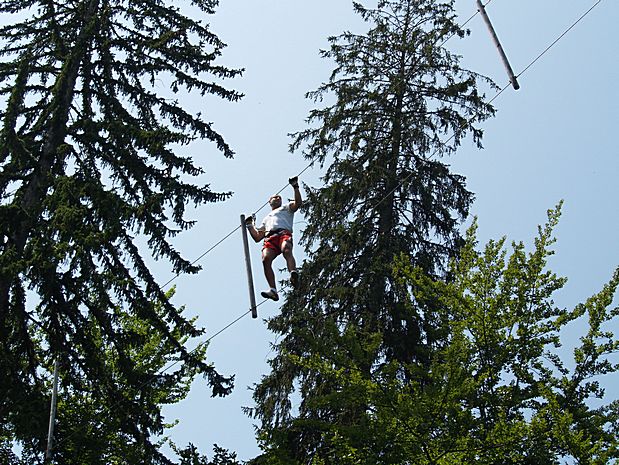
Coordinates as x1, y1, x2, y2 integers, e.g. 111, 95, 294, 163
263, 230, 292, 255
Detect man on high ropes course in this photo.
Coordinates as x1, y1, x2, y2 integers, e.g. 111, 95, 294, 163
245, 176, 302, 301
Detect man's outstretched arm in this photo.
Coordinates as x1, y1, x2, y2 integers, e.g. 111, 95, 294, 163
245, 216, 265, 242
289, 176, 302, 212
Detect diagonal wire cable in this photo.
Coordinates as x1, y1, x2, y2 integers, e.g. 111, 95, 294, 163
150, 298, 270, 379
45, 0, 606, 453
373, 0, 602, 213
160, 225, 242, 289
161, 148, 323, 290
158, 1, 496, 291
516, 0, 602, 79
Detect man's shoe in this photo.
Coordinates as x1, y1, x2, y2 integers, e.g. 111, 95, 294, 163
260, 289, 279, 301
290, 270, 299, 289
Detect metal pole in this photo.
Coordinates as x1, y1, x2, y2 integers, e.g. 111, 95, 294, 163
476, 0, 520, 90
240, 215, 258, 319
45, 358, 59, 463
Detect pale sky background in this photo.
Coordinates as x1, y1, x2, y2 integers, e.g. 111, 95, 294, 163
4, 0, 616, 462
147, 0, 619, 461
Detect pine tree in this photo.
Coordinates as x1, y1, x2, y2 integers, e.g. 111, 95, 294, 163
250, 1, 495, 462
0, 0, 241, 462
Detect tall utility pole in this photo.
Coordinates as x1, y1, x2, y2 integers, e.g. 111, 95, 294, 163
476, 0, 520, 90
45, 358, 59, 463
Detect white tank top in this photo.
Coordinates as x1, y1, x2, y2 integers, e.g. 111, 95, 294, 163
259, 203, 294, 233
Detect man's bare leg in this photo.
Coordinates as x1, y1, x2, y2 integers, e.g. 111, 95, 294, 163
281, 241, 296, 272
261, 248, 279, 300
282, 241, 299, 288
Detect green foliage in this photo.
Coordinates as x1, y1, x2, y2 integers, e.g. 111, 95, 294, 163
41, 288, 214, 464
388, 205, 618, 464
171, 443, 241, 465
0, 0, 241, 462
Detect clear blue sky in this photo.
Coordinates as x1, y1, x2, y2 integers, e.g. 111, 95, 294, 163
153, 0, 618, 461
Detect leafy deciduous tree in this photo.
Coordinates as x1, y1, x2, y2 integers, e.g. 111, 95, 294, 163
292, 205, 619, 464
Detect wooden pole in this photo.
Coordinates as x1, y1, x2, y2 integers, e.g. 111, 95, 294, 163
476, 0, 520, 90
240, 215, 258, 319
45, 358, 59, 463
